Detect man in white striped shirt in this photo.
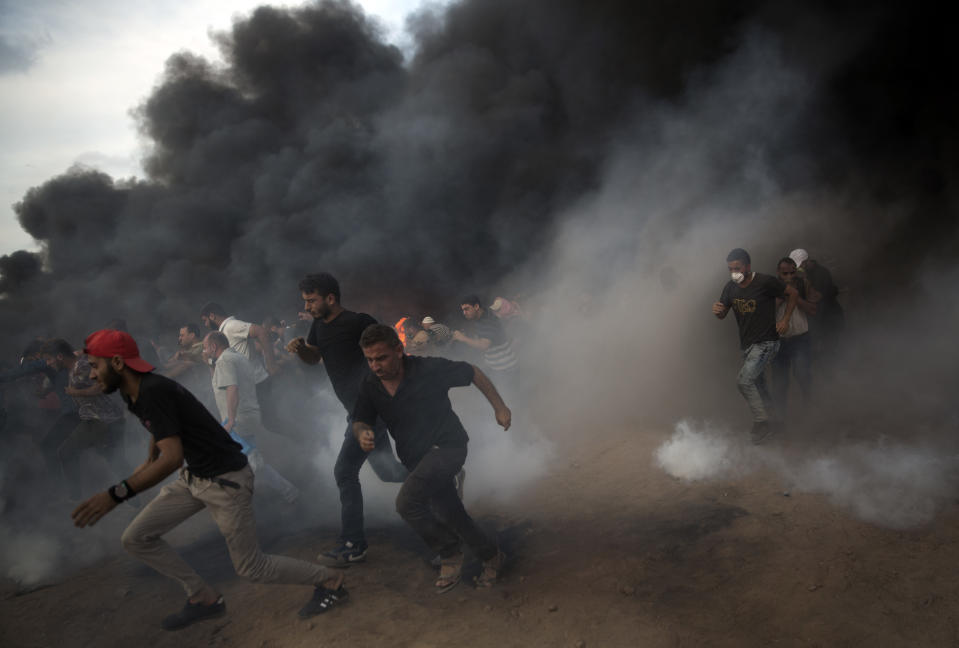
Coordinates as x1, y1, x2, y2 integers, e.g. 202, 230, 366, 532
452, 295, 518, 374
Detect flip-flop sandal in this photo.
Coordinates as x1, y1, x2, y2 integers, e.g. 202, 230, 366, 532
435, 555, 463, 594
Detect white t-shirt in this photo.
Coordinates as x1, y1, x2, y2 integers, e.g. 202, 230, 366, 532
219, 316, 269, 383
776, 301, 809, 338
211, 348, 261, 427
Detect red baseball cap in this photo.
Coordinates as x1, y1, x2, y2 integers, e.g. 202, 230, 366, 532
83, 329, 155, 373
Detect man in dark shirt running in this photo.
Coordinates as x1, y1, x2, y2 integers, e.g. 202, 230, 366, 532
286, 273, 407, 563
712, 248, 798, 443
352, 324, 510, 593
71, 330, 347, 630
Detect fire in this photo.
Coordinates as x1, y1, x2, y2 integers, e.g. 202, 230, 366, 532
394, 316, 408, 347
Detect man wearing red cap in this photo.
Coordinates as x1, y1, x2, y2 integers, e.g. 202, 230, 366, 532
71, 329, 348, 630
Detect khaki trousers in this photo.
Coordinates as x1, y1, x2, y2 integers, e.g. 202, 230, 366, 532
121, 465, 327, 597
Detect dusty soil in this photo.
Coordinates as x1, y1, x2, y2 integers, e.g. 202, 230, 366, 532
3, 425, 959, 648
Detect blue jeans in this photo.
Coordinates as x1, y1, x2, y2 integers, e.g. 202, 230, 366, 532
334, 418, 408, 545
772, 333, 811, 415
737, 340, 780, 423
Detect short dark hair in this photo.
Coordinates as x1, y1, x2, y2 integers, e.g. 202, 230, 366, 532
199, 302, 226, 317
205, 331, 230, 349
299, 273, 340, 302
41, 338, 74, 357
263, 316, 281, 328
778, 257, 797, 268
726, 248, 751, 265
181, 323, 201, 338
359, 324, 402, 349
22, 338, 46, 359
461, 294, 482, 308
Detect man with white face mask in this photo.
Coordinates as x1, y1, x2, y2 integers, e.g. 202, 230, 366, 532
712, 248, 798, 443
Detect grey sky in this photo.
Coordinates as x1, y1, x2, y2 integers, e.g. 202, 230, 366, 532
0, 0, 429, 257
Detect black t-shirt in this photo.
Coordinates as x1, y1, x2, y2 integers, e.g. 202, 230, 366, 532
124, 373, 247, 478
307, 310, 377, 411
352, 355, 474, 469
719, 273, 787, 349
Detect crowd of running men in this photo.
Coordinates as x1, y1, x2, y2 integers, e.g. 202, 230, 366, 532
0, 273, 524, 629
0, 253, 841, 629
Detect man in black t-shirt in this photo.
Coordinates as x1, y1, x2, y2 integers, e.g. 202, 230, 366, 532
71, 330, 347, 630
286, 273, 407, 563
352, 324, 511, 593
712, 248, 798, 443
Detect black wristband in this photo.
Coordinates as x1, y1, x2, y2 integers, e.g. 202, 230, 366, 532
107, 485, 123, 503
122, 479, 136, 497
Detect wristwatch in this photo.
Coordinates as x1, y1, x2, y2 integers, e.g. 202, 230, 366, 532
108, 480, 134, 503
114, 480, 130, 500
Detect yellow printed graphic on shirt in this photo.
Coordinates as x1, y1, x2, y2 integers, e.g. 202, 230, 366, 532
732, 298, 756, 314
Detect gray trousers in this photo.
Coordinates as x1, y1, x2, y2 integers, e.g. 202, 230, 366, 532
121, 465, 328, 597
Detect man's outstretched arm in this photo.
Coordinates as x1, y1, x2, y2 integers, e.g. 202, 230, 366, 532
452, 331, 492, 350
471, 365, 511, 430
286, 337, 323, 365
72, 436, 185, 528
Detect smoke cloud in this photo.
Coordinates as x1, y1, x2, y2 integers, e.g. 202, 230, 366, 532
655, 420, 959, 529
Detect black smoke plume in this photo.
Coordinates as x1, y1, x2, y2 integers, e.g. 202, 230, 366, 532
0, 0, 955, 349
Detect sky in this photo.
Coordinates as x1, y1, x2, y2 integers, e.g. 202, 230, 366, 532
0, 0, 430, 257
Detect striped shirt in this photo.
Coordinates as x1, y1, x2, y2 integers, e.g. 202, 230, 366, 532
470, 311, 517, 372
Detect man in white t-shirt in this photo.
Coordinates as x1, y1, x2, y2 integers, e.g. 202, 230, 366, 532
200, 303, 285, 435
203, 331, 299, 503
772, 257, 817, 416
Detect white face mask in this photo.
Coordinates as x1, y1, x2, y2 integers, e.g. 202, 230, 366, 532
730, 271, 745, 284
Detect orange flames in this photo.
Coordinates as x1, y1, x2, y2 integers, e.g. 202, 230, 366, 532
394, 317, 408, 347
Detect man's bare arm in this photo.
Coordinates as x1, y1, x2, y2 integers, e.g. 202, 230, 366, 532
776, 284, 799, 335
712, 301, 730, 319
250, 324, 279, 375
223, 384, 239, 432
352, 420, 375, 452
471, 365, 511, 430
72, 436, 184, 528
796, 295, 818, 316
452, 331, 491, 350
65, 383, 105, 397
128, 437, 158, 476
163, 359, 205, 379
286, 337, 323, 365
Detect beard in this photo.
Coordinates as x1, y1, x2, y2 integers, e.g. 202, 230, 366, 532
99, 365, 123, 393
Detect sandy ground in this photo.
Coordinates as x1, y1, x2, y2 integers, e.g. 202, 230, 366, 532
3, 424, 959, 648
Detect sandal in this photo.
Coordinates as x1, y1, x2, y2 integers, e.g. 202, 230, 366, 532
435, 553, 463, 594
476, 550, 506, 587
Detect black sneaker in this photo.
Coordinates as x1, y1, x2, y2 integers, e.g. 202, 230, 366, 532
320, 541, 367, 563
298, 585, 349, 618
750, 421, 772, 445
160, 597, 226, 630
